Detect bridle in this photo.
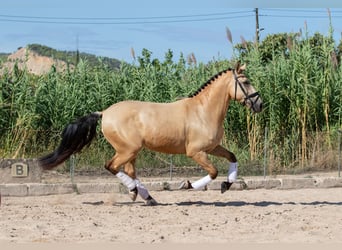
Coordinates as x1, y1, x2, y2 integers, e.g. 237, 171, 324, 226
233, 70, 260, 112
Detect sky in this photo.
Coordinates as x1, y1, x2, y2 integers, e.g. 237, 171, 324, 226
1, 0, 342, 64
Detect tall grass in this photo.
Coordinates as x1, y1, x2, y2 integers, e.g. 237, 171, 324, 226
1, 30, 341, 176
237, 25, 342, 173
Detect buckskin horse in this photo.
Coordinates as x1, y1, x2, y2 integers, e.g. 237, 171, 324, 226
38, 62, 262, 205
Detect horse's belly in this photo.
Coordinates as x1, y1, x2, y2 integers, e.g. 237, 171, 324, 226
146, 145, 186, 154
143, 137, 186, 154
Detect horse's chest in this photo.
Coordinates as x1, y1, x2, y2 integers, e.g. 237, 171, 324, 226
189, 127, 223, 148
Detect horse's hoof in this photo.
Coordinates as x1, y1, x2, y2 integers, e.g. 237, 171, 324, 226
129, 187, 138, 201
221, 181, 233, 194
179, 180, 192, 190
145, 197, 158, 206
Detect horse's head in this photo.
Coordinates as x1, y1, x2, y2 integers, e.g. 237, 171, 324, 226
230, 62, 263, 113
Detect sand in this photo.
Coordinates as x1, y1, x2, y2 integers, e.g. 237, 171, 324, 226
1, 187, 342, 243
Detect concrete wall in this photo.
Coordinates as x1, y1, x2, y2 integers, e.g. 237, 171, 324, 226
1, 177, 342, 197
0, 158, 42, 184
1, 159, 342, 197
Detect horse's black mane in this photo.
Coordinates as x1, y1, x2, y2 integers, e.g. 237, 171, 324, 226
188, 68, 233, 98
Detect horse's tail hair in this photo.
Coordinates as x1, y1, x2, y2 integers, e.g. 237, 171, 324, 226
38, 112, 102, 170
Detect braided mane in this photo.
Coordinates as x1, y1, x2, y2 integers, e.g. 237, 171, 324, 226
188, 68, 232, 98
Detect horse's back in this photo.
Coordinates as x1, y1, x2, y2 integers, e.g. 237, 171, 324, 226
101, 100, 189, 153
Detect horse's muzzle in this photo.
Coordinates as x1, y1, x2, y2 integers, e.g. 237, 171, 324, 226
245, 93, 263, 113
254, 102, 263, 113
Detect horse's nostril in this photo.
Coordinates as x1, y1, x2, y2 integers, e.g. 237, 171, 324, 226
259, 103, 263, 111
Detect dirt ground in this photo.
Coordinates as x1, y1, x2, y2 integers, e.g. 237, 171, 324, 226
1, 187, 342, 243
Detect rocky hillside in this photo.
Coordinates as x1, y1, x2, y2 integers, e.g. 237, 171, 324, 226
1, 47, 72, 75
0, 44, 121, 75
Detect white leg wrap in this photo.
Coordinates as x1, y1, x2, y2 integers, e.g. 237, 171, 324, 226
191, 175, 212, 190
135, 179, 150, 200
228, 162, 238, 182
116, 171, 136, 190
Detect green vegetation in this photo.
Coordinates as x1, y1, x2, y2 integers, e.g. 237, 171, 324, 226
1, 25, 342, 176
0, 52, 10, 62
27, 44, 121, 70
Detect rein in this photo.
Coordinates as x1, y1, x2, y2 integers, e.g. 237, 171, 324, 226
233, 70, 260, 112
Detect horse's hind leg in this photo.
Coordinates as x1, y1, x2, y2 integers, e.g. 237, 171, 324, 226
124, 159, 157, 206
209, 145, 238, 193
123, 158, 137, 179
104, 152, 139, 200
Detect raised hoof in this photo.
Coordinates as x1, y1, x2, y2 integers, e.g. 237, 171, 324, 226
145, 197, 158, 206
221, 181, 233, 194
179, 180, 193, 190
129, 187, 138, 201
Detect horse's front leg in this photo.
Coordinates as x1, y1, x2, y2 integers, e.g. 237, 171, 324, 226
180, 151, 217, 190
124, 161, 157, 206
209, 145, 238, 193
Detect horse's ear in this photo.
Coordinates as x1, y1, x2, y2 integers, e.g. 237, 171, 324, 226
235, 62, 246, 74
234, 61, 241, 72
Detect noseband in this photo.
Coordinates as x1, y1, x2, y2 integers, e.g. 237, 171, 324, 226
233, 70, 260, 111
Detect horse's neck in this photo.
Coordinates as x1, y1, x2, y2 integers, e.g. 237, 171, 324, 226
191, 76, 231, 126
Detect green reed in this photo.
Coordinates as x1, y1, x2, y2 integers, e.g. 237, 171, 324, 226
237, 25, 342, 174
1, 29, 341, 176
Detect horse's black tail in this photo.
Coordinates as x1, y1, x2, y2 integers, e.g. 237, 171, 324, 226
38, 112, 102, 170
